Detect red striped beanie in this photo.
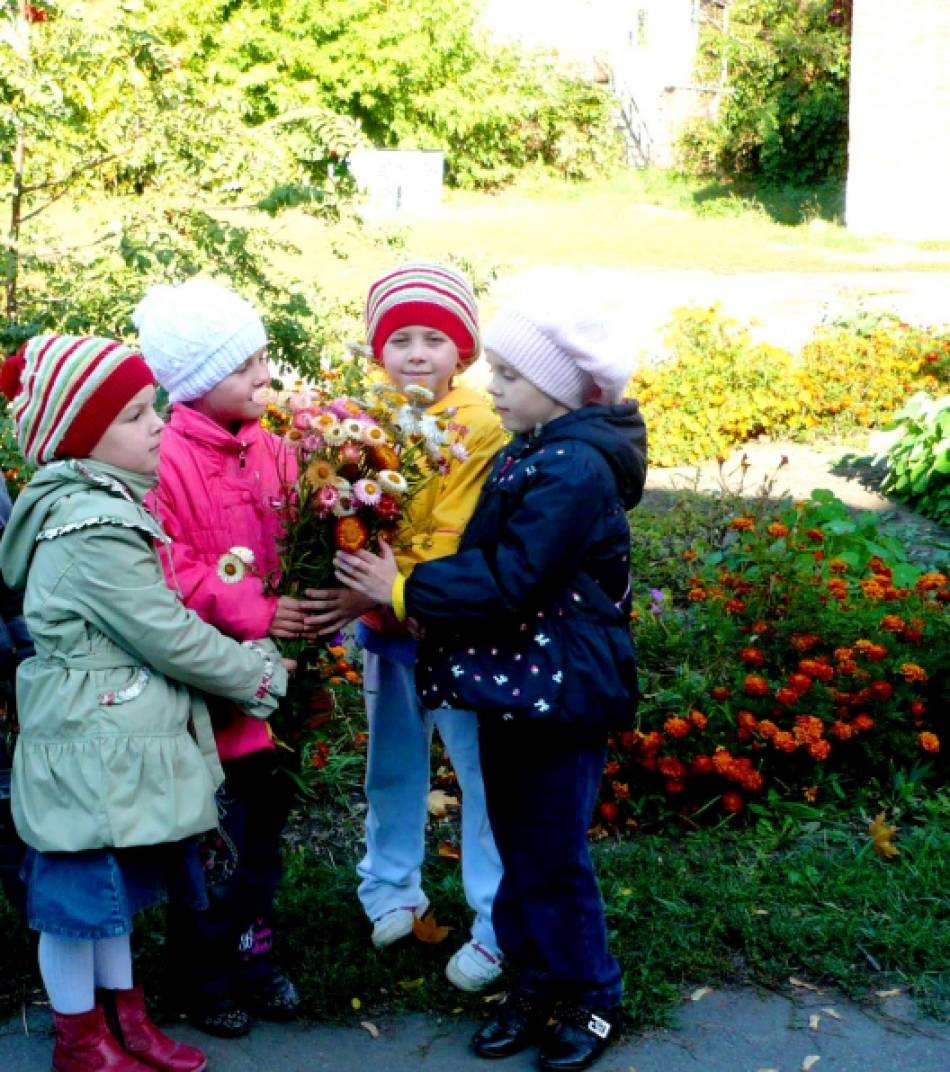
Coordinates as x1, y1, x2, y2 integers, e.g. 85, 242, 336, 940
364, 262, 480, 365
0, 335, 154, 464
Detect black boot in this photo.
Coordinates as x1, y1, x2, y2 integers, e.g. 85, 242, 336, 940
471, 991, 550, 1059
538, 1004, 621, 1071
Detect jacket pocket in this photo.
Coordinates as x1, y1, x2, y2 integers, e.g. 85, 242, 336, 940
97, 667, 151, 706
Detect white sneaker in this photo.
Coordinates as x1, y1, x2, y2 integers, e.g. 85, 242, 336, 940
445, 940, 504, 992
371, 894, 430, 949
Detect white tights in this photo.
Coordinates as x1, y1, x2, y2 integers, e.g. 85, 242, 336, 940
38, 933, 133, 1014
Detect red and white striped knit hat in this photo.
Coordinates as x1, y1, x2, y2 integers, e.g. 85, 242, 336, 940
0, 335, 154, 465
364, 262, 480, 365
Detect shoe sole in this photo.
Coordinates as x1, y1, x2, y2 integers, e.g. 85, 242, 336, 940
445, 959, 502, 993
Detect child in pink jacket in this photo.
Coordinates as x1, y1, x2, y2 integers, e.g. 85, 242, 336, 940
134, 277, 320, 1038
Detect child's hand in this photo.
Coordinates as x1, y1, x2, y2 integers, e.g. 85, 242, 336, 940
281, 658, 297, 672
303, 587, 379, 636
270, 595, 324, 641
333, 541, 399, 607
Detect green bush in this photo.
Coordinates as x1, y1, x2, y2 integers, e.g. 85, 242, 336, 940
875, 393, 950, 526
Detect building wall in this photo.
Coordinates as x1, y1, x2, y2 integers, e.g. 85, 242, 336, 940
479, 0, 703, 166
847, 0, 950, 239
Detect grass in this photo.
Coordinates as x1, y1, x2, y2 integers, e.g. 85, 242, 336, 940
4, 804, 946, 1025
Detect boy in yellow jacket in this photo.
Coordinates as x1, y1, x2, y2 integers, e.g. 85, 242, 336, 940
311, 263, 506, 991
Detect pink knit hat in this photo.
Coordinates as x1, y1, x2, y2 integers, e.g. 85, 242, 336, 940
483, 306, 633, 410
365, 262, 480, 364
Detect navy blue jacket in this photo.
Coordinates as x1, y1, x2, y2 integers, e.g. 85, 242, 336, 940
408, 402, 647, 730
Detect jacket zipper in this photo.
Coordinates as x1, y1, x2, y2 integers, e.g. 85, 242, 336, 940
238, 443, 247, 470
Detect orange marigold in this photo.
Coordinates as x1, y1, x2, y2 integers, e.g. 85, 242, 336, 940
899, 662, 928, 683
744, 674, 770, 696
737, 710, 758, 730
724, 598, 746, 614
799, 659, 834, 682
657, 756, 687, 780
767, 522, 789, 538
709, 687, 730, 702
688, 709, 709, 729
776, 687, 800, 706
740, 647, 766, 666
879, 614, 906, 633
688, 588, 707, 602
757, 719, 779, 740
910, 700, 926, 717
690, 755, 714, 775
869, 680, 894, 702
828, 558, 849, 574
729, 515, 756, 531
773, 732, 798, 753
721, 791, 744, 813
917, 732, 940, 754
664, 717, 690, 739
806, 528, 824, 542
611, 780, 631, 800
852, 713, 875, 732
830, 721, 853, 740
916, 571, 948, 592
788, 672, 813, 694
711, 749, 734, 775
808, 739, 831, 761
790, 633, 820, 653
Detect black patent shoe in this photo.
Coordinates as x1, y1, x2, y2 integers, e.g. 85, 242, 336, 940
188, 1001, 252, 1038
538, 1005, 621, 1071
245, 973, 301, 1021
471, 991, 550, 1059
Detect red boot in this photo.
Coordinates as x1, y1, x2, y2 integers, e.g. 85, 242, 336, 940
105, 987, 207, 1072
52, 1007, 152, 1072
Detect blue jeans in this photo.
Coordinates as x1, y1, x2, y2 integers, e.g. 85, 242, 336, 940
478, 717, 622, 1009
357, 651, 502, 954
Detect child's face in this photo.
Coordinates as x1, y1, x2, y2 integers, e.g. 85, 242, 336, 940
380, 326, 459, 403
190, 348, 271, 428
486, 351, 568, 434
88, 384, 164, 474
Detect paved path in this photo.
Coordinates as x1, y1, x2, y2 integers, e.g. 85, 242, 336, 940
2, 987, 947, 1071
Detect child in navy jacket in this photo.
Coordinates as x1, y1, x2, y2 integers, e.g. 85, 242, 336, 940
334, 295, 647, 1072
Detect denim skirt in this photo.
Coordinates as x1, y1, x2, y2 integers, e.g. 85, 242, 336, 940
21, 838, 208, 939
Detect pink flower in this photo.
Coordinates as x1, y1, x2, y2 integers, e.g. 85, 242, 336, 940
451, 442, 469, 462
353, 478, 382, 506
315, 485, 339, 514
340, 441, 363, 464
292, 411, 312, 431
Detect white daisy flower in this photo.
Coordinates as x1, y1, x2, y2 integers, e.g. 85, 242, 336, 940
251, 386, 278, 406
405, 383, 435, 404
353, 478, 382, 506
216, 552, 246, 584
332, 494, 357, 517
324, 423, 348, 445
378, 470, 408, 495
420, 415, 445, 444
361, 423, 388, 446
342, 418, 364, 440
394, 405, 419, 436
228, 546, 256, 566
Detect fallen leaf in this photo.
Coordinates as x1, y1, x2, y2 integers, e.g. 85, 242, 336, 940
875, 987, 903, 999
789, 976, 820, 991
753, 908, 770, 915
690, 987, 713, 1002
412, 910, 453, 944
821, 1007, 842, 1020
482, 991, 506, 1004
359, 1021, 380, 1039
802, 1057, 821, 1072
437, 841, 462, 861
808, 1013, 821, 1031
397, 977, 425, 990
426, 789, 459, 818
350, 997, 362, 1010
869, 811, 900, 859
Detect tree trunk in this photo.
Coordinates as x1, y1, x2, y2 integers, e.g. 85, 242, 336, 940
5, 2, 29, 321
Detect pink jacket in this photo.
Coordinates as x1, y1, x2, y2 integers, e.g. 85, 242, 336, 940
148, 405, 296, 761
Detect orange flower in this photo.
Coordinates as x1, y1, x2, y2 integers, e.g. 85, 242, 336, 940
737, 710, 758, 730
808, 740, 831, 761
828, 558, 849, 574
830, 720, 853, 740
611, 780, 631, 800
334, 515, 370, 553
910, 700, 926, 717
916, 571, 948, 592
790, 633, 820, 653
369, 443, 401, 470
345, 670, 361, 685
767, 522, 788, 538
688, 709, 709, 729
869, 680, 893, 702
860, 579, 886, 600
724, 598, 746, 614
749, 620, 771, 635
776, 687, 799, 707
794, 715, 824, 741
743, 674, 770, 697
917, 732, 940, 754
603, 760, 621, 776
688, 588, 708, 602
690, 755, 714, 775
709, 687, 730, 702
681, 549, 698, 561
773, 732, 798, 753
740, 647, 766, 666
803, 786, 819, 803
799, 659, 834, 682
852, 713, 875, 732
741, 770, 764, 792
657, 756, 687, 780
899, 662, 928, 683
721, 791, 744, 813
806, 528, 824, 542
788, 672, 813, 695
879, 614, 905, 633
729, 515, 756, 531
664, 717, 690, 739
712, 749, 734, 775
757, 719, 779, 740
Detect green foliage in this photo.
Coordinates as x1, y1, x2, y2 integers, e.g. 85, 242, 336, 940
876, 393, 950, 526
684, 0, 851, 185
155, 0, 622, 189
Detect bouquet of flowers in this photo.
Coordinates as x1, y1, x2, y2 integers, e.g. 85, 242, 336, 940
257, 376, 469, 664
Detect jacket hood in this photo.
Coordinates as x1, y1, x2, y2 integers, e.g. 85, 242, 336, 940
535, 401, 648, 509
0, 460, 158, 591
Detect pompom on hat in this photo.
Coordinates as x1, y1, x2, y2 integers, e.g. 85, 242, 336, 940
483, 296, 634, 410
365, 262, 480, 364
0, 335, 154, 465
132, 276, 267, 403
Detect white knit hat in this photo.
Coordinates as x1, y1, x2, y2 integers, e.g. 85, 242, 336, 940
483, 301, 633, 410
132, 277, 267, 402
